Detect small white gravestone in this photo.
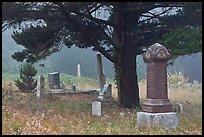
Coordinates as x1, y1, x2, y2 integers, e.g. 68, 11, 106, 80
92, 101, 101, 116
37, 75, 45, 98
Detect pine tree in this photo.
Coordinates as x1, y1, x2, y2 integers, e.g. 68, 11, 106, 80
14, 63, 37, 92
3, 2, 201, 108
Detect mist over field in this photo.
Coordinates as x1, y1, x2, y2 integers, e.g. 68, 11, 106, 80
2, 29, 202, 83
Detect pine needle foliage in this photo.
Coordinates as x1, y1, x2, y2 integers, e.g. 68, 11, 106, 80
14, 63, 37, 92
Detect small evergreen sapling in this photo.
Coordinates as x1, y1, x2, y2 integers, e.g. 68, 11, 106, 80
15, 63, 37, 92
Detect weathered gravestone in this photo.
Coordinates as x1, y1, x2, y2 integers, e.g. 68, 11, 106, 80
104, 83, 112, 98
173, 103, 184, 114
60, 82, 65, 90
36, 75, 45, 98
96, 53, 106, 89
97, 83, 112, 100
137, 43, 178, 129
48, 72, 60, 89
70, 84, 76, 92
92, 101, 101, 116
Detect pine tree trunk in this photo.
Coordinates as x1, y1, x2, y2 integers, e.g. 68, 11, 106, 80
113, 3, 140, 108
116, 45, 140, 108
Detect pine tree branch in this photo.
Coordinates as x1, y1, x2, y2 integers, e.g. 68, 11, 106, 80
138, 7, 174, 25
58, 2, 116, 63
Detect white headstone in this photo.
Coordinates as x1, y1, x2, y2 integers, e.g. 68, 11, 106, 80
37, 75, 45, 98
92, 101, 101, 116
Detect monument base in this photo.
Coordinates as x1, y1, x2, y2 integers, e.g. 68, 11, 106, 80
137, 112, 178, 129
142, 99, 173, 113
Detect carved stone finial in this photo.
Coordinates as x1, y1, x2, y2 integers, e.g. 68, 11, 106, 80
143, 43, 171, 63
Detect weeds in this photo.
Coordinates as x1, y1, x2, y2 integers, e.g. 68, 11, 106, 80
2, 73, 202, 135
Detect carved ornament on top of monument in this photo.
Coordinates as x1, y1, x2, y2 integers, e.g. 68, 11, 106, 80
143, 43, 171, 63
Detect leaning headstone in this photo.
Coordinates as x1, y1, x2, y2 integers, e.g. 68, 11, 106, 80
97, 83, 112, 100
96, 53, 106, 89
92, 101, 101, 116
48, 72, 60, 89
77, 64, 81, 77
104, 83, 112, 99
36, 75, 45, 98
137, 43, 178, 129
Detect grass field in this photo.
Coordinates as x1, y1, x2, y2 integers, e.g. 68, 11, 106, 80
2, 73, 202, 135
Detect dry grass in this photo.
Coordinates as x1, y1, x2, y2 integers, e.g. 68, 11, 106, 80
2, 78, 202, 135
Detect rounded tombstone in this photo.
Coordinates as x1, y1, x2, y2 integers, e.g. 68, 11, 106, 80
143, 43, 171, 63
48, 72, 60, 89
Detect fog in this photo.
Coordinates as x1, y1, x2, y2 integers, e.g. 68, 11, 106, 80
2, 29, 202, 83
168, 53, 202, 83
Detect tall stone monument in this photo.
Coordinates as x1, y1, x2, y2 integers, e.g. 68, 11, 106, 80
137, 43, 178, 129
36, 75, 45, 98
96, 53, 106, 89
77, 64, 81, 77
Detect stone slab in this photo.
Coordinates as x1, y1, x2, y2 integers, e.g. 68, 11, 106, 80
50, 90, 97, 96
137, 112, 178, 129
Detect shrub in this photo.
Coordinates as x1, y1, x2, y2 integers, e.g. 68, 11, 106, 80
167, 71, 188, 85
14, 63, 37, 92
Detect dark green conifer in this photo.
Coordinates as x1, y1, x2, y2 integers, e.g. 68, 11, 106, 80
14, 63, 37, 92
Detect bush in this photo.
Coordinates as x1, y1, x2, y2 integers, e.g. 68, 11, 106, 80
14, 63, 37, 92
167, 71, 188, 85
